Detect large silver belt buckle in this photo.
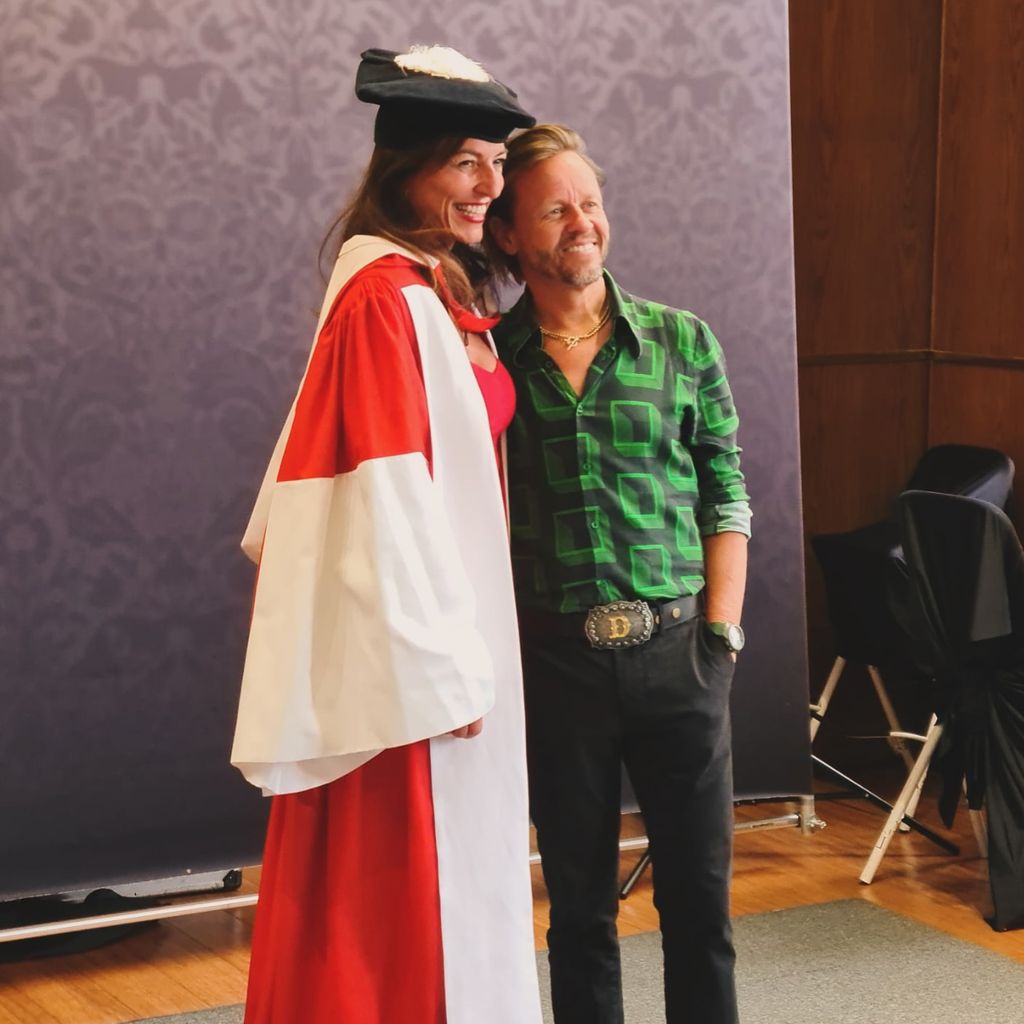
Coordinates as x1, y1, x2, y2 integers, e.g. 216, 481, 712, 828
584, 600, 654, 649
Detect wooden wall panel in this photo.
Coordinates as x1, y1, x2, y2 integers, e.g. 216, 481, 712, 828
790, 1, 941, 747
928, 363, 1024, 502
791, 0, 1023, 768
789, 0, 942, 357
933, 0, 1024, 356
799, 361, 930, 708
799, 362, 931, 537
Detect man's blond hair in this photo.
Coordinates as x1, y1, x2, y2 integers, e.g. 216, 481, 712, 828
484, 123, 606, 281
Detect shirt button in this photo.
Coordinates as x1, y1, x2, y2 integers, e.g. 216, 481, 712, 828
581, 460, 591, 473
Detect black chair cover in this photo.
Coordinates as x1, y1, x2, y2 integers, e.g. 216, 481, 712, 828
899, 490, 1024, 931
812, 445, 1014, 669
906, 444, 1016, 511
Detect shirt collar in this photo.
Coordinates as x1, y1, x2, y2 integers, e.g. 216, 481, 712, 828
500, 270, 643, 366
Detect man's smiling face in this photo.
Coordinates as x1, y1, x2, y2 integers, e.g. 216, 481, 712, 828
498, 150, 610, 289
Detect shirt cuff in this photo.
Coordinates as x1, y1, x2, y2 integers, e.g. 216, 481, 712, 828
698, 500, 752, 538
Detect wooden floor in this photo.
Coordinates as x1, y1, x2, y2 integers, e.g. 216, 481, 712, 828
3, 781, 1023, 1024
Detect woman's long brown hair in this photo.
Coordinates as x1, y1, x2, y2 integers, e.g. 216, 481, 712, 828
319, 137, 492, 310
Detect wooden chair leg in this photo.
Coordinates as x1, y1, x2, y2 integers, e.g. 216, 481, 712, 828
860, 716, 942, 884
867, 665, 915, 771
810, 656, 845, 742
963, 776, 988, 856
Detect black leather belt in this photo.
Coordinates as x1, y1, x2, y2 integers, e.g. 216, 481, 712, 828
519, 595, 699, 650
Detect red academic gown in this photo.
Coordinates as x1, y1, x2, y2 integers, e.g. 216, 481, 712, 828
232, 239, 539, 1024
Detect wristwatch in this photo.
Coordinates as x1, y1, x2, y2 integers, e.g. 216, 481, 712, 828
706, 621, 745, 653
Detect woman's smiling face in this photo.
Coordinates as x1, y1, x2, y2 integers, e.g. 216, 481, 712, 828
405, 138, 508, 245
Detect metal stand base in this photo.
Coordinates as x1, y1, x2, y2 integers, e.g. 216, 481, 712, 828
0, 892, 258, 945
618, 795, 823, 899
0, 870, 251, 945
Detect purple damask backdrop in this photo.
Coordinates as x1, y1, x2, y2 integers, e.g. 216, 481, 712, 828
0, 0, 806, 899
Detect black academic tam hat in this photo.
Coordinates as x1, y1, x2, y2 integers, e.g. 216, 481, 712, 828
356, 46, 536, 149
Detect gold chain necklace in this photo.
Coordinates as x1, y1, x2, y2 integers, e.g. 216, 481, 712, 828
539, 303, 612, 350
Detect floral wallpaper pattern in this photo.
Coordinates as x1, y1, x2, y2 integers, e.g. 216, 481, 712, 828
0, 0, 805, 897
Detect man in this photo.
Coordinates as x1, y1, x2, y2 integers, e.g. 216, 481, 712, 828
485, 124, 751, 1024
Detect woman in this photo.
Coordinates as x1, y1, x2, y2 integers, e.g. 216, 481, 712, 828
230, 47, 541, 1024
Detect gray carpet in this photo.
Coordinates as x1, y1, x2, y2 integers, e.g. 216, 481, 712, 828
130, 900, 1024, 1023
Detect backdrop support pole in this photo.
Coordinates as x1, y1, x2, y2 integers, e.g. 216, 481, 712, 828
812, 755, 958, 854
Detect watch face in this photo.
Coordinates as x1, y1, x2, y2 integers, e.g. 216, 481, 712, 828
725, 624, 745, 652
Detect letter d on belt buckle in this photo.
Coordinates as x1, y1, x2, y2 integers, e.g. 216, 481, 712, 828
584, 601, 654, 649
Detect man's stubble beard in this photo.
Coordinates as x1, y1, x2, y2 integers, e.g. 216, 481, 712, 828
522, 239, 609, 290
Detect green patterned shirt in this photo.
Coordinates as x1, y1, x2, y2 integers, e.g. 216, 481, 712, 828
494, 271, 752, 614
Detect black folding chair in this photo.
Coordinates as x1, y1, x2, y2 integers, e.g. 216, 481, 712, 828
810, 445, 1015, 753
860, 492, 1024, 932
809, 445, 1014, 864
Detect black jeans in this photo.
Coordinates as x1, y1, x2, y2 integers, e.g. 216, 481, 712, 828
522, 616, 738, 1024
